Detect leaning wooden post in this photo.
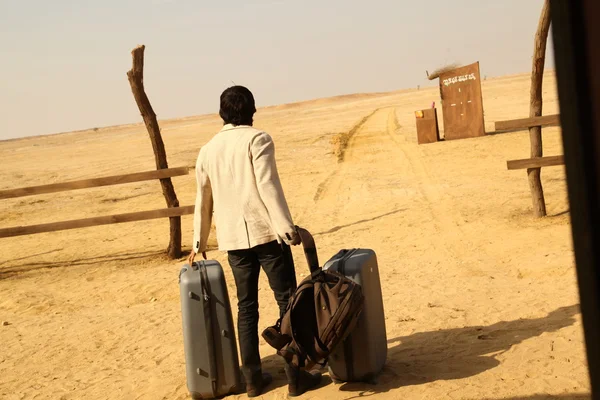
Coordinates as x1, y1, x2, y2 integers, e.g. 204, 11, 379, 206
127, 45, 182, 258
528, 0, 551, 218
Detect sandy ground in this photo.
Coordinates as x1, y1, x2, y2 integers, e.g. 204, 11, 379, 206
0, 72, 592, 400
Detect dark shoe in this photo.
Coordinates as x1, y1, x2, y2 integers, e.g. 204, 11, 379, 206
284, 364, 323, 397
246, 372, 273, 398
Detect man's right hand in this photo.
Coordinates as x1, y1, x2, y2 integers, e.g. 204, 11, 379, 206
285, 230, 301, 246
290, 234, 301, 246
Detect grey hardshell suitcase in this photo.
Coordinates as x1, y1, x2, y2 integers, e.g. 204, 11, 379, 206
323, 249, 387, 383
179, 261, 243, 399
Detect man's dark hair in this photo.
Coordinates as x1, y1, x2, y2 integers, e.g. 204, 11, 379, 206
219, 85, 256, 126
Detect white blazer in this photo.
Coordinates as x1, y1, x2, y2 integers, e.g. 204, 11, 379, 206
192, 124, 298, 252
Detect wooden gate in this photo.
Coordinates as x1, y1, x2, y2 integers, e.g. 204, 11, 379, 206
438, 62, 485, 140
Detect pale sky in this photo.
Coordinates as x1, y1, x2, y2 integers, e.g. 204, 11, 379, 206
0, 0, 553, 140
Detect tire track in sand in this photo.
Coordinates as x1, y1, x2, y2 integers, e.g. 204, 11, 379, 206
386, 109, 486, 275
314, 107, 468, 251
389, 117, 467, 239
313, 108, 385, 203
311, 108, 395, 227
313, 108, 381, 202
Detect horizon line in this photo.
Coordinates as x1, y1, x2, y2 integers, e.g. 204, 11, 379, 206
0, 69, 556, 144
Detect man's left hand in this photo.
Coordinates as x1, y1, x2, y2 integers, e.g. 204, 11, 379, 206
187, 251, 207, 265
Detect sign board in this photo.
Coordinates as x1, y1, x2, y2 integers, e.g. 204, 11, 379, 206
438, 62, 485, 140
415, 108, 440, 144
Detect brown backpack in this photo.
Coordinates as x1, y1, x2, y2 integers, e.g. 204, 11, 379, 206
262, 227, 365, 370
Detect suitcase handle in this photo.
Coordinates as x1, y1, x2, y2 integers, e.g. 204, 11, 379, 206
295, 226, 320, 273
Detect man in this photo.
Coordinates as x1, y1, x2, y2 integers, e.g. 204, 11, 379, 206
188, 86, 322, 397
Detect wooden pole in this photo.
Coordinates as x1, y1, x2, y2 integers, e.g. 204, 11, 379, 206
127, 45, 182, 258
528, 0, 551, 217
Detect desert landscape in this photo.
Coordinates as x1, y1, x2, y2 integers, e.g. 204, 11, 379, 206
0, 71, 591, 399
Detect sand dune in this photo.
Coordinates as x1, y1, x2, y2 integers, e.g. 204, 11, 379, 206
0, 72, 591, 399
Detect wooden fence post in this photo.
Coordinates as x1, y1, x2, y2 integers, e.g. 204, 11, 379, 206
127, 45, 182, 258
528, 0, 551, 217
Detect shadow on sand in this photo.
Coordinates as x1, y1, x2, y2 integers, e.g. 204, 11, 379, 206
258, 305, 581, 397
473, 395, 590, 400
313, 208, 407, 236
0, 250, 166, 280
0, 248, 583, 398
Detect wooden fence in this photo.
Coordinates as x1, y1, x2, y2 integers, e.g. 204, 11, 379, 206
500, 113, 565, 216
498, 114, 564, 169
0, 167, 195, 239
495, 114, 560, 133
0, 45, 193, 259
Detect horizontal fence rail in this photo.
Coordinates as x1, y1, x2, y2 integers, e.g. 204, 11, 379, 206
0, 205, 195, 238
0, 166, 191, 200
495, 114, 560, 132
507, 155, 565, 170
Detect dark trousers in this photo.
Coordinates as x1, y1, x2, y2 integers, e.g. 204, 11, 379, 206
227, 240, 297, 382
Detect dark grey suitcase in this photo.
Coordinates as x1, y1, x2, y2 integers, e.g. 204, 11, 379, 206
323, 249, 387, 383
179, 261, 243, 399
